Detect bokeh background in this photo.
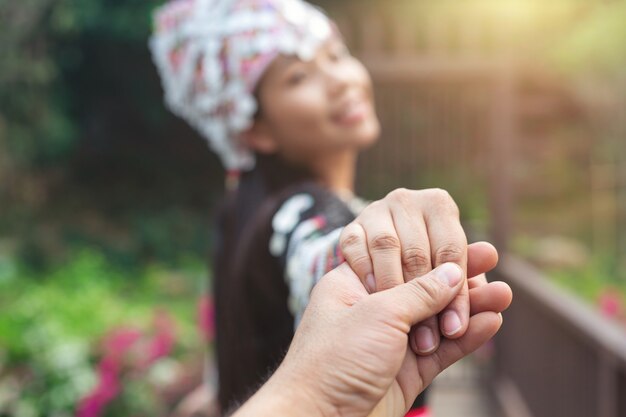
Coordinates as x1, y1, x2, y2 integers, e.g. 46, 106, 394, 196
1, 0, 626, 416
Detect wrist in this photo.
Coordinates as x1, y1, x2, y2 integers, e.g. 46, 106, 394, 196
234, 363, 339, 417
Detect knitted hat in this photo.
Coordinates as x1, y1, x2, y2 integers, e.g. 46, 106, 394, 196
149, 0, 333, 170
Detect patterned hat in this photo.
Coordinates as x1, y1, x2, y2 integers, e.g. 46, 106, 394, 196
149, 0, 333, 171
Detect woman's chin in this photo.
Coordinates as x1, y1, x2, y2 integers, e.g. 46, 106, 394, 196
355, 119, 381, 149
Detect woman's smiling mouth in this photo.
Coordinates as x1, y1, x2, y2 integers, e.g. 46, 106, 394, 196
332, 96, 371, 127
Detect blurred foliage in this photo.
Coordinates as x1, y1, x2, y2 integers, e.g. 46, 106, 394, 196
553, 1, 626, 79
548, 254, 624, 303
549, 255, 626, 329
513, 234, 626, 327
0, 0, 223, 269
0, 249, 207, 416
0, 0, 157, 167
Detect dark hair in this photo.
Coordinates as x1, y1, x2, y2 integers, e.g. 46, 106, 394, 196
212, 149, 315, 410
217, 152, 313, 253
214, 82, 314, 294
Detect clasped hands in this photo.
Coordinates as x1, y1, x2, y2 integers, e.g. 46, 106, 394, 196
235, 189, 513, 417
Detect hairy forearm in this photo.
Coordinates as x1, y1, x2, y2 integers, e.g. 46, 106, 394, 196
231, 365, 335, 417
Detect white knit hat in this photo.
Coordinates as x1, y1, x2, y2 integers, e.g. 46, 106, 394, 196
149, 0, 333, 171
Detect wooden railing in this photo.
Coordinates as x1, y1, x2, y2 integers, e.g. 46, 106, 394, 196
492, 255, 626, 417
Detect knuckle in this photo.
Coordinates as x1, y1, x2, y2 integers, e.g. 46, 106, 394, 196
376, 274, 402, 291
429, 188, 459, 215
407, 278, 445, 310
434, 243, 465, 265
340, 229, 363, 251
401, 246, 431, 277
387, 187, 412, 202
369, 233, 401, 252
389, 188, 418, 209
430, 188, 452, 202
348, 254, 372, 273
366, 200, 384, 211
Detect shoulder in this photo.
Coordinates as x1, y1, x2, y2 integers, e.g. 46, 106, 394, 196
268, 182, 355, 257
273, 182, 354, 226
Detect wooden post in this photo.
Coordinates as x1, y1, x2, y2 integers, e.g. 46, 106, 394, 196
360, 13, 385, 59
424, 14, 447, 58
597, 355, 618, 417
392, 12, 416, 57
488, 61, 517, 253
617, 98, 626, 274
590, 161, 618, 257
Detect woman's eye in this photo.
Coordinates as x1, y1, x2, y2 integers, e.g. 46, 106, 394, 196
287, 71, 307, 86
329, 46, 350, 61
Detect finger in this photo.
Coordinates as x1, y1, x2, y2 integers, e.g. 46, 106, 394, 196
398, 281, 513, 404
312, 263, 370, 313
425, 216, 468, 339
360, 202, 404, 292
388, 204, 432, 280
469, 281, 512, 315
409, 242, 498, 354
439, 289, 469, 339
372, 263, 464, 327
410, 316, 441, 355
415, 311, 503, 390
417, 312, 503, 390
467, 241, 498, 279
468, 273, 488, 290
398, 311, 503, 403
340, 222, 375, 293
389, 206, 441, 356
421, 191, 466, 272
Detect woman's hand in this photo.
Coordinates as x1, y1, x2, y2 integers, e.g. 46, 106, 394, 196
340, 188, 472, 354
234, 243, 511, 417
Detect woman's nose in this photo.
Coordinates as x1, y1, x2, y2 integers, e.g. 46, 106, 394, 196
321, 63, 350, 98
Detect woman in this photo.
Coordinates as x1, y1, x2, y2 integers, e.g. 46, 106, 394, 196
150, 1, 478, 415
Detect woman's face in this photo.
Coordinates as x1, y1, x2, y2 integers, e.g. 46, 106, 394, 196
250, 36, 380, 166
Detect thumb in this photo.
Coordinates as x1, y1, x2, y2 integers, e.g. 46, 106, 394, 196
373, 263, 464, 327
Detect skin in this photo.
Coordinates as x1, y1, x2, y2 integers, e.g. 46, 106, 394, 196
244, 35, 477, 356
340, 189, 476, 355
234, 244, 512, 417
243, 35, 380, 191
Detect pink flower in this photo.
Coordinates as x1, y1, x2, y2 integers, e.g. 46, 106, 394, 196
142, 310, 176, 367
599, 290, 623, 318
102, 328, 142, 359
76, 357, 121, 417
77, 328, 141, 417
76, 310, 179, 416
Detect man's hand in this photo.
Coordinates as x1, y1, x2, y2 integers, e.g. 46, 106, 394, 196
235, 244, 512, 417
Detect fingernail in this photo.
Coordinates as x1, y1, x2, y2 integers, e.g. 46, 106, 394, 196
442, 311, 463, 336
415, 326, 436, 354
365, 273, 376, 293
435, 263, 462, 287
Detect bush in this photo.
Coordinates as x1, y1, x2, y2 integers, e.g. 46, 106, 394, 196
0, 249, 209, 417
